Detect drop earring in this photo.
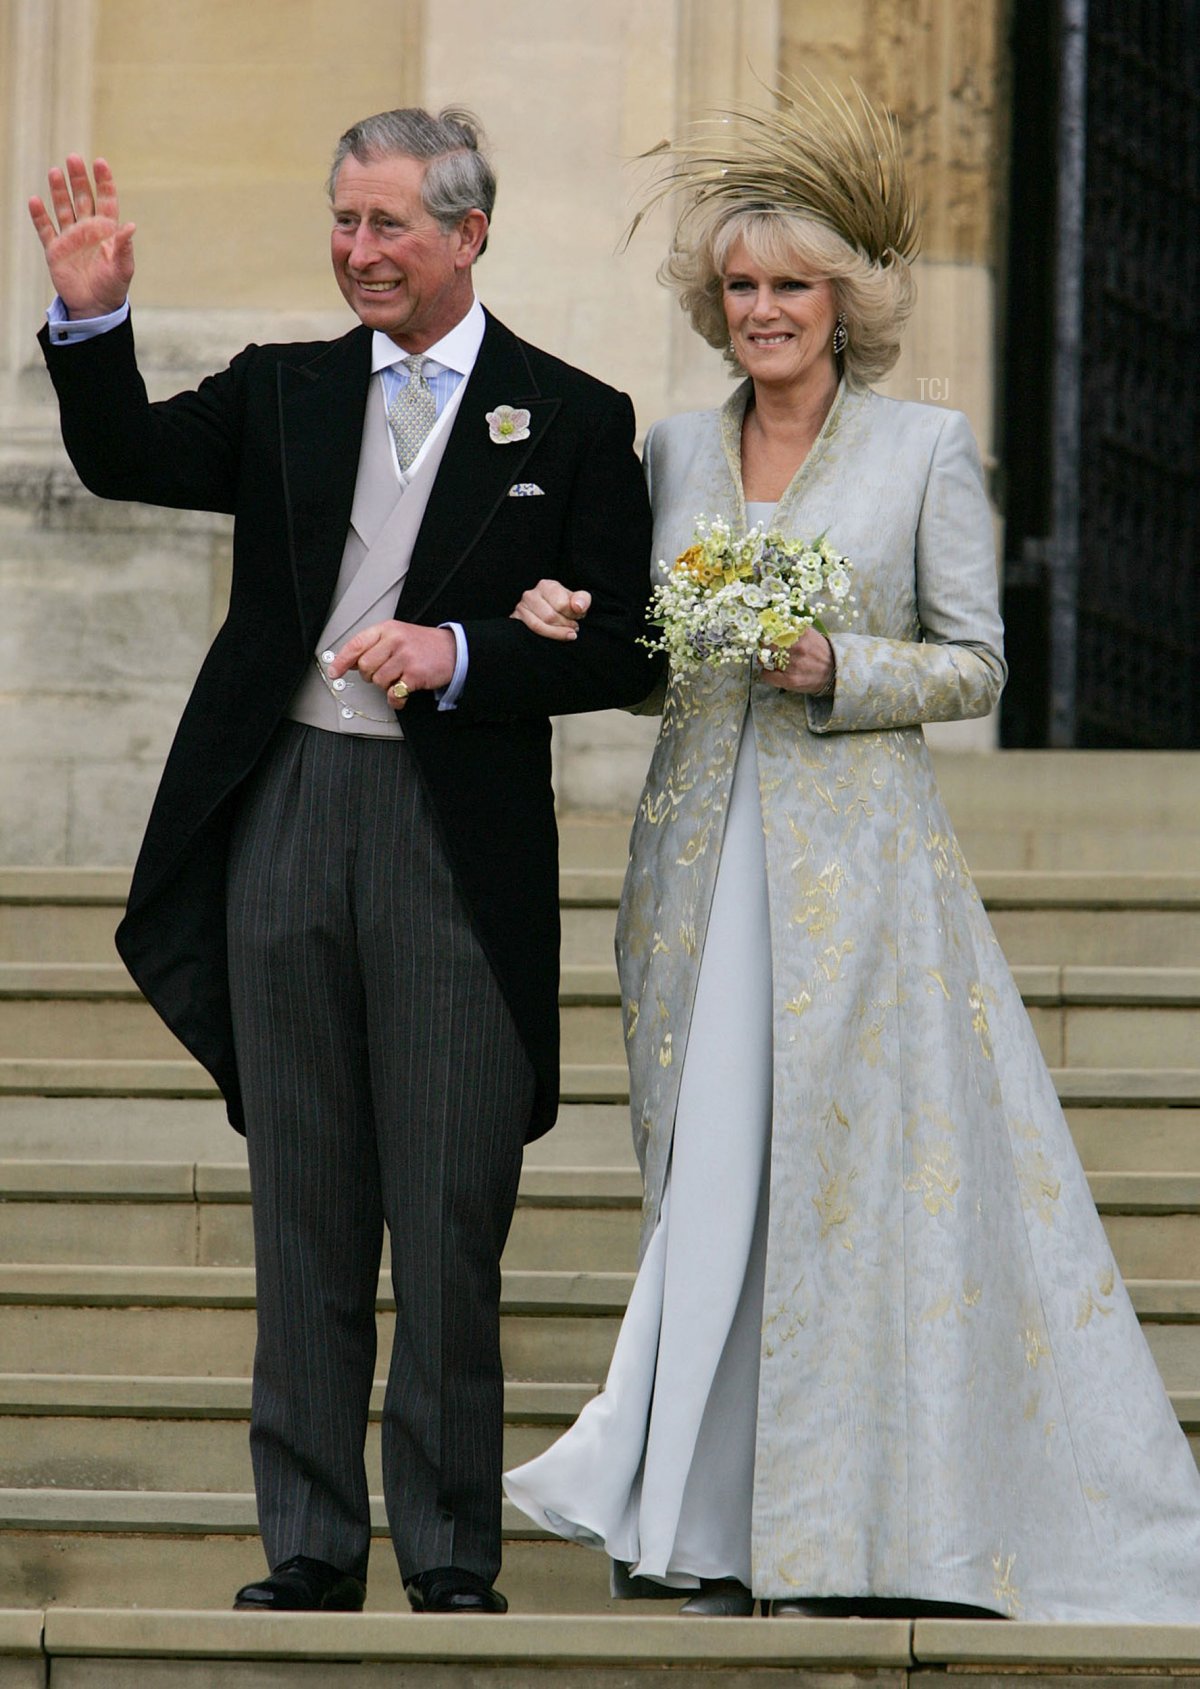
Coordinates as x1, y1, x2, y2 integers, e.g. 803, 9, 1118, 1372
832, 313, 848, 357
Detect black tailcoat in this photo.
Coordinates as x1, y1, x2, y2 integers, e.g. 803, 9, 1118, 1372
40, 310, 660, 1138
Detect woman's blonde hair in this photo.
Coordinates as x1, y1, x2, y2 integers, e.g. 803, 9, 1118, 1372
663, 205, 916, 390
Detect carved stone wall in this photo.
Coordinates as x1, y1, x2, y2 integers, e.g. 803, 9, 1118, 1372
781, 0, 1004, 265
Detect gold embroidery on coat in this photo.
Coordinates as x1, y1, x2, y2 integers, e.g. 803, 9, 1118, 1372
819, 940, 855, 982
1017, 1149, 1061, 1225
677, 830, 713, 868
1023, 1325, 1050, 1369
1075, 1276, 1116, 1329
858, 1016, 884, 1067
968, 982, 994, 1060
641, 790, 671, 826
921, 1277, 980, 1327
904, 1150, 961, 1215
813, 1152, 856, 1247
992, 1553, 1023, 1618
817, 862, 846, 899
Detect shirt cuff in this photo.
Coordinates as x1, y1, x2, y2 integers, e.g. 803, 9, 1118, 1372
46, 296, 130, 344
436, 622, 468, 710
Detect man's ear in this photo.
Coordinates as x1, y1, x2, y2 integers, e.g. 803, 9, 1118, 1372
455, 209, 489, 268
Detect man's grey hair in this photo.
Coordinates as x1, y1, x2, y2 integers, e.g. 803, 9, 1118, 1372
328, 107, 495, 253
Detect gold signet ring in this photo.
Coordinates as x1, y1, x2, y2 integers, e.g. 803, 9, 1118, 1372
391, 680, 409, 702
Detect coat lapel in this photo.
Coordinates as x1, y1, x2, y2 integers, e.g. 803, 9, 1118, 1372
276, 325, 374, 644
399, 313, 560, 620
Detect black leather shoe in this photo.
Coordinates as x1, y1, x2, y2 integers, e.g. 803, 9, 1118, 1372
233, 1555, 366, 1612
405, 1566, 508, 1614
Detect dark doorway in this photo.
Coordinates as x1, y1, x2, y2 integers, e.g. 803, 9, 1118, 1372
1000, 0, 1199, 747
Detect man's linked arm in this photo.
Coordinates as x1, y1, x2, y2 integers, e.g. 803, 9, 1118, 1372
452, 391, 663, 717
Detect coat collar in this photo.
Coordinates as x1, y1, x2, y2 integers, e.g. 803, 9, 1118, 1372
399, 309, 560, 619
275, 312, 561, 640
717, 376, 859, 535
276, 324, 374, 644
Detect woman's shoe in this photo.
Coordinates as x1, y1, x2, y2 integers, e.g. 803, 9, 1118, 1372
762, 1598, 830, 1617
679, 1578, 755, 1616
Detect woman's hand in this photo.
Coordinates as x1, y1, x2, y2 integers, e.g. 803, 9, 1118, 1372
511, 579, 591, 641
758, 627, 836, 695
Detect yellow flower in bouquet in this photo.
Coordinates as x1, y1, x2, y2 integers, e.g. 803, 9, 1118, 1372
642, 515, 854, 676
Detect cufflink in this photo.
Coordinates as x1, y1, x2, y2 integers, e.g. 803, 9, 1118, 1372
507, 482, 545, 497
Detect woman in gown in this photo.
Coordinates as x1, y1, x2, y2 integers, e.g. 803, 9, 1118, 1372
503, 83, 1200, 1621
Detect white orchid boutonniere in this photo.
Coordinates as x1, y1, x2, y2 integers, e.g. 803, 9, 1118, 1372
486, 404, 531, 444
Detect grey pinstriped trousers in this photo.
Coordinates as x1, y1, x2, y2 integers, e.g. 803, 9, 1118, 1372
226, 721, 535, 1586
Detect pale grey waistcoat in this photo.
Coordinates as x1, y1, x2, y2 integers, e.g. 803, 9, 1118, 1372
287, 375, 464, 738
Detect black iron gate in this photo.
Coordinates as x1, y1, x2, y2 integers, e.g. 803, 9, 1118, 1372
1001, 0, 1199, 747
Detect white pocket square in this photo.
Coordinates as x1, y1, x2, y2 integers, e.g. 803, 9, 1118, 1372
507, 482, 545, 497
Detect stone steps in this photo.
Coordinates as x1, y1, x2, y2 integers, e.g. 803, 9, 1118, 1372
3, 1159, 1200, 1278
6, 868, 1200, 968
10, 1476, 1200, 1618
3, 1056, 1200, 1112
0, 1375, 592, 1492
3, 959, 1200, 1069
4, 1607, 1200, 1689
0, 1520, 629, 1618
4, 1609, 1200, 1688
1, 1263, 1197, 1388
4, 1092, 1200, 1173
0, 1263, 625, 1382
1, 809, 1198, 1652
0, 1369, 1195, 1494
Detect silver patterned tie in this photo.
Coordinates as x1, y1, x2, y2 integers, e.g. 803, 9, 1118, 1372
387, 355, 437, 471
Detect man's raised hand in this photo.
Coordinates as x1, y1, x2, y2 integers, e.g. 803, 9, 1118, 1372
29, 156, 135, 319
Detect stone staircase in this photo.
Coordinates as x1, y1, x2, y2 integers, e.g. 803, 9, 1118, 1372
1, 754, 1199, 1683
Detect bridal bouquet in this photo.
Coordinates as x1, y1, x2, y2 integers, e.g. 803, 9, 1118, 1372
642, 515, 854, 675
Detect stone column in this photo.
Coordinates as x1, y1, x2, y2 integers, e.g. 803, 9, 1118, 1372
1, 0, 97, 439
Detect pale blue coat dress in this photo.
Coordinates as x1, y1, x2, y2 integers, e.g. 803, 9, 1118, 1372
505, 381, 1200, 1619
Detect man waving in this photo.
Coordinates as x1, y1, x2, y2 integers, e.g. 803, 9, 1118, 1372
32, 109, 657, 1615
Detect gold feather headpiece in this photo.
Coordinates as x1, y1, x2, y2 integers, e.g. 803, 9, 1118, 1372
629, 74, 919, 268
